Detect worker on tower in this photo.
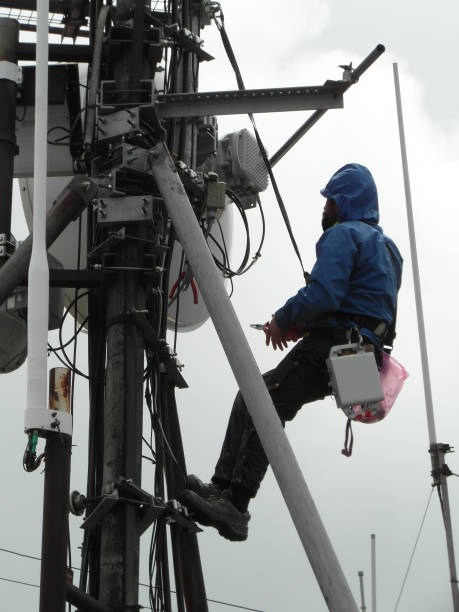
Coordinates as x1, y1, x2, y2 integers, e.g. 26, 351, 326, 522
180, 163, 403, 541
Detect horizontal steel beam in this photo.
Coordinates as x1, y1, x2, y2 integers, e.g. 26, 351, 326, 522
156, 83, 345, 118
0, 0, 72, 12
17, 42, 92, 62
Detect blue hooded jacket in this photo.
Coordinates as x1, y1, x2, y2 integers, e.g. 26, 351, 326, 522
275, 164, 403, 345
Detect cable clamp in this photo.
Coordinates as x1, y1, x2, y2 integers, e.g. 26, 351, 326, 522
0, 61, 22, 84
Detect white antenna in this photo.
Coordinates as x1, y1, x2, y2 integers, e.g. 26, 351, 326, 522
25, 0, 71, 435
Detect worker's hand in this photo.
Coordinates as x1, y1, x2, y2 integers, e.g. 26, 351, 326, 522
265, 316, 289, 351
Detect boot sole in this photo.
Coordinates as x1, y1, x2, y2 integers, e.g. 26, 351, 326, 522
179, 490, 248, 541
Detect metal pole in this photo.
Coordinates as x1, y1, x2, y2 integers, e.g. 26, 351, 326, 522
430, 444, 459, 608
0, 18, 18, 250
358, 571, 366, 612
370, 535, 376, 612
393, 63, 459, 611
440, 470, 459, 603
98, 260, 145, 608
269, 44, 385, 167
151, 142, 359, 612
39, 432, 72, 612
98, 5, 145, 606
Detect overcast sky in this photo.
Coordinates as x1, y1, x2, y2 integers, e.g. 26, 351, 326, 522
2, 1, 459, 611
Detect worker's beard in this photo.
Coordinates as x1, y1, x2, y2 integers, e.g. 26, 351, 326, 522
322, 211, 338, 231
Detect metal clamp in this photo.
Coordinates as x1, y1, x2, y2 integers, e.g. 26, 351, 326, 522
0, 61, 22, 84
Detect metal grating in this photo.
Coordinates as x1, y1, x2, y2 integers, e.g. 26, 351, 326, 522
0, 9, 62, 26
0, 8, 89, 37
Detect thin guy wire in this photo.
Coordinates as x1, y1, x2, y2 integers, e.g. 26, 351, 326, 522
393, 488, 434, 611
0, 548, 264, 610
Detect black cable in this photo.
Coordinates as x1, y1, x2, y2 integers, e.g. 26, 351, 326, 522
210, 194, 265, 279
173, 250, 185, 353
0, 575, 39, 589
213, 10, 307, 282
55, 316, 89, 351
145, 361, 184, 478
49, 290, 91, 380
240, 195, 265, 274
47, 344, 89, 380
0, 549, 266, 611
216, 219, 234, 297
47, 125, 74, 146
70, 213, 83, 413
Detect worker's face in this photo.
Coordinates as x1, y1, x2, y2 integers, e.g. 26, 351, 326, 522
322, 198, 339, 231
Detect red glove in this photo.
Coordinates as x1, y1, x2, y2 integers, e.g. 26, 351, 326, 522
264, 316, 301, 351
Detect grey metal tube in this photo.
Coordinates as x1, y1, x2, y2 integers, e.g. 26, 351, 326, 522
66, 582, 112, 612
151, 142, 358, 612
440, 470, 459, 610
269, 44, 385, 167
358, 571, 366, 612
0, 175, 97, 306
84, 5, 111, 148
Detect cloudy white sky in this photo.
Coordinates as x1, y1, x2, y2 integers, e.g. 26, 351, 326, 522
1, 1, 459, 611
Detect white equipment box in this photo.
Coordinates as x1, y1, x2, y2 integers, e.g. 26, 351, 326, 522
326, 343, 384, 408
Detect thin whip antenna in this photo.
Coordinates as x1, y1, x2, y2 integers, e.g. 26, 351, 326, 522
392, 62, 437, 443
25, 0, 50, 430
393, 62, 459, 611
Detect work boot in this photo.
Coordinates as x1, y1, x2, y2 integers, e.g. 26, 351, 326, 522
186, 474, 222, 500
179, 489, 250, 542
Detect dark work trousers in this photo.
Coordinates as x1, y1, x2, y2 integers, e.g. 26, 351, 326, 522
212, 326, 349, 498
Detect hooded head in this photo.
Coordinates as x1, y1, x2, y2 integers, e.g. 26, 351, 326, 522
320, 163, 379, 224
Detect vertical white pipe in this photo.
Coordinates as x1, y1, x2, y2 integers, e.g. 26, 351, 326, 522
151, 143, 359, 612
371, 534, 376, 612
392, 63, 437, 444
26, 0, 50, 428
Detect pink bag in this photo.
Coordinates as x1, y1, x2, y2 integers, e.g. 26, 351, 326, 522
350, 352, 409, 424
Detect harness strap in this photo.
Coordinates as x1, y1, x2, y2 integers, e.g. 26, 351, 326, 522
341, 419, 354, 457
384, 241, 398, 351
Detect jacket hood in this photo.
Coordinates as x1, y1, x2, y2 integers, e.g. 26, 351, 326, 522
320, 163, 379, 223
